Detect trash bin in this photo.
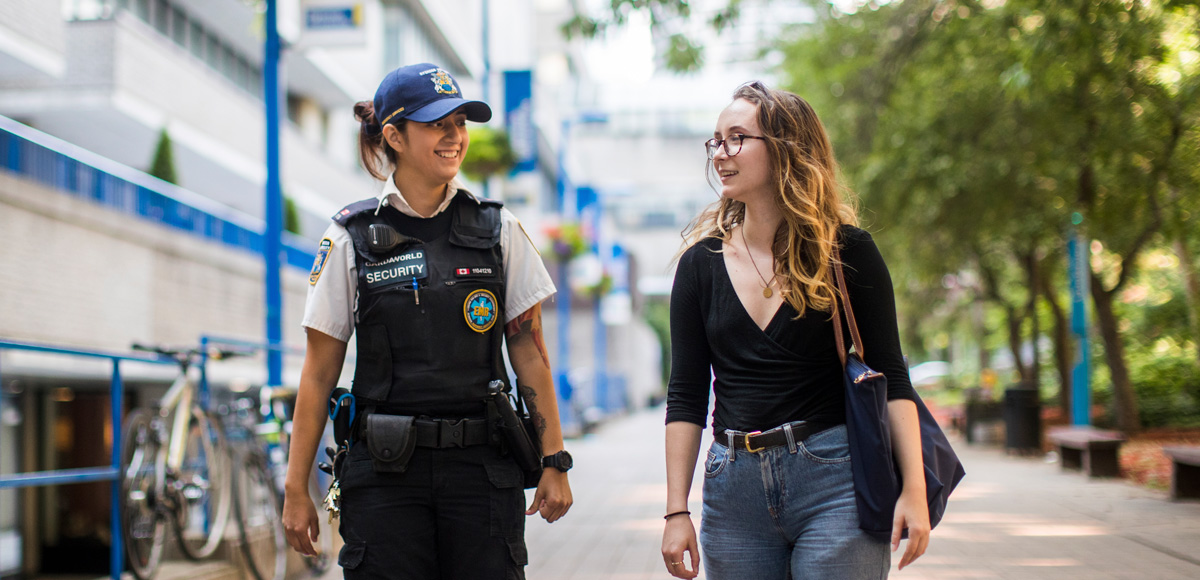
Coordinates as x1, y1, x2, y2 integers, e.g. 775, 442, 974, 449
965, 388, 1003, 445
1004, 387, 1041, 453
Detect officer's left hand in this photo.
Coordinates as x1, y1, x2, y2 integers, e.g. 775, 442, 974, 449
527, 469, 572, 523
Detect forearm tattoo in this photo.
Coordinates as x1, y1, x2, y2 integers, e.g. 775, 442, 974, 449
517, 383, 548, 440
505, 307, 551, 369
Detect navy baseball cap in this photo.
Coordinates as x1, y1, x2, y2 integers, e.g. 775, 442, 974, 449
373, 63, 491, 127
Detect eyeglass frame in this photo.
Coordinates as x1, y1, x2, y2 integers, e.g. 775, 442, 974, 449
705, 134, 768, 159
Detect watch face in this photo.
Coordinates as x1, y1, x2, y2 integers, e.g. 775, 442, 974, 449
546, 451, 572, 471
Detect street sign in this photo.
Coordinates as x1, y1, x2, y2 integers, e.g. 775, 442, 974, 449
301, 0, 366, 46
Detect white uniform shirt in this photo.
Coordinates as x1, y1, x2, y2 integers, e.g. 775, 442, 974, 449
302, 179, 556, 342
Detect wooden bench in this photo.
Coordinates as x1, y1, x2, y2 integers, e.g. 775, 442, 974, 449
1047, 427, 1126, 478
1163, 446, 1200, 500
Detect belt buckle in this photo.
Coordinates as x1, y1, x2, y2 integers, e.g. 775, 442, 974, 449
744, 430, 764, 453
440, 418, 466, 448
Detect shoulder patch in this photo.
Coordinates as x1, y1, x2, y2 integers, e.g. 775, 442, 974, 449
332, 198, 381, 226
309, 238, 333, 285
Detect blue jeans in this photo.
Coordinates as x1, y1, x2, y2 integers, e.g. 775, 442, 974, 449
700, 425, 890, 580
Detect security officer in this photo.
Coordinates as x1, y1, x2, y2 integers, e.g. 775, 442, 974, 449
282, 63, 573, 580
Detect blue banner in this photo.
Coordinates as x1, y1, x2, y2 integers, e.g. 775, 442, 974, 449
504, 70, 536, 174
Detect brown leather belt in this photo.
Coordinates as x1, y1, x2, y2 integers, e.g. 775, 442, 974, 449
714, 421, 839, 452
359, 416, 492, 449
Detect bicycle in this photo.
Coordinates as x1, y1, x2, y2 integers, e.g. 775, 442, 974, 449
119, 344, 236, 580
223, 391, 287, 580
222, 385, 335, 580
264, 387, 336, 576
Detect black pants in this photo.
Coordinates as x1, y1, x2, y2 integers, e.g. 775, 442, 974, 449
337, 442, 527, 579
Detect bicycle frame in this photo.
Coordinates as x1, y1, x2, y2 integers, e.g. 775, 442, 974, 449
159, 371, 196, 474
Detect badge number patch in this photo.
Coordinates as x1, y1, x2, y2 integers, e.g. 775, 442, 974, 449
463, 289, 498, 333
310, 238, 332, 285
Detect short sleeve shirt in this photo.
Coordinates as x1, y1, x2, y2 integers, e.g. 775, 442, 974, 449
301, 179, 556, 342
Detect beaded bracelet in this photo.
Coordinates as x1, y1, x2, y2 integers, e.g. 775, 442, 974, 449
663, 510, 691, 520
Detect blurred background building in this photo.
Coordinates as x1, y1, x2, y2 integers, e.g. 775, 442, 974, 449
0, 0, 716, 575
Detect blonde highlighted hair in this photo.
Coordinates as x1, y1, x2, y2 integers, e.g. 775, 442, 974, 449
683, 81, 858, 318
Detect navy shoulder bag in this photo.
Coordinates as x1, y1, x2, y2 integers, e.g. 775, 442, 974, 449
831, 246, 966, 541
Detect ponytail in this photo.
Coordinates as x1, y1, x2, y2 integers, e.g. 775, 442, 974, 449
354, 100, 402, 181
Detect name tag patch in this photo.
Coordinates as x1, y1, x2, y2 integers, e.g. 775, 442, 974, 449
455, 266, 495, 278
309, 238, 332, 285
463, 289, 498, 333
363, 249, 428, 290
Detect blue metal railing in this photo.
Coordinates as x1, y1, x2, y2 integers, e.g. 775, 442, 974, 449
0, 114, 315, 271
0, 339, 178, 580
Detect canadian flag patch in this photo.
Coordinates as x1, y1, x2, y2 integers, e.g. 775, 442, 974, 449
456, 268, 470, 276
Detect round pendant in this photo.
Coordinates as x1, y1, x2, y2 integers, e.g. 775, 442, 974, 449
762, 287, 773, 298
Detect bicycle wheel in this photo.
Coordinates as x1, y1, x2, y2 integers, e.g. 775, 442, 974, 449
173, 407, 233, 560
233, 451, 287, 580
120, 408, 166, 580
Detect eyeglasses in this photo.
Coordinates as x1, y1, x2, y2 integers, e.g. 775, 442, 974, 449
705, 134, 767, 159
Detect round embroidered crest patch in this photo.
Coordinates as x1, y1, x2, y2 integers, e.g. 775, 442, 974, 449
463, 289, 498, 333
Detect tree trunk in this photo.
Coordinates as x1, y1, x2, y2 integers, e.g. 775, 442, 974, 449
1090, 273, 1141, 434
1024, 251, 1041, 392
1005, 305, 1030, 386
1040, 272, 1071, 413
1174, 237, 1200, 366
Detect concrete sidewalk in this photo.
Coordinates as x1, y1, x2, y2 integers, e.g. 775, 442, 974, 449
523, 405, 1200, 580
311, 404, 1200, 579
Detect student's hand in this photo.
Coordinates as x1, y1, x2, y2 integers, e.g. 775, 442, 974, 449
282, 490, 321, 557
661, 514, 700, 579
527, 469, 572, 523
892, 488, 930, 570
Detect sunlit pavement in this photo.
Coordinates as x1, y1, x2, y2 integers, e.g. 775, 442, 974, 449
317, 405, 1200, 580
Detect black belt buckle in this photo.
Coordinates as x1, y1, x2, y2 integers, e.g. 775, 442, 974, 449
439, 418, 466, 448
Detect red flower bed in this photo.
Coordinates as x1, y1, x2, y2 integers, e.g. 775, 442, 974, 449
1119, 428, 1200, 490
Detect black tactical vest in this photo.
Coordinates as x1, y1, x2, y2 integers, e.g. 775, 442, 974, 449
335, 191, 507, 418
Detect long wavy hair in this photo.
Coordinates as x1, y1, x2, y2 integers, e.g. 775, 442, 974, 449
682, 81, 858, 318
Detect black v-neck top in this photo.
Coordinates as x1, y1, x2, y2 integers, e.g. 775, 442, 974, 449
665, 225, 916, 433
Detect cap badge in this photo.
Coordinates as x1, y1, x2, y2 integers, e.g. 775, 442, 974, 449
430, 70, 458, 95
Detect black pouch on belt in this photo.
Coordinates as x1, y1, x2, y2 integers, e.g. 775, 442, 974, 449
365, 414, 417, 473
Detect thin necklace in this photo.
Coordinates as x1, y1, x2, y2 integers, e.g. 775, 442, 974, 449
740, 226, 775, 298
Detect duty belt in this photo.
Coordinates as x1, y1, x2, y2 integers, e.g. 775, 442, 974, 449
714, 421, 839, 453
359, 415, 492, 449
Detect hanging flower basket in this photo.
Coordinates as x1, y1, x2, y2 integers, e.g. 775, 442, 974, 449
461, 126, 517, 182
543, 222, 589, 262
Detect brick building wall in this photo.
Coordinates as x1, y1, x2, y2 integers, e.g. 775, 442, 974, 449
0, 170, 310, 361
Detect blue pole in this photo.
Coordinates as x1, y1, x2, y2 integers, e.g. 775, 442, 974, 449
1068, 230, 1091, 426
109, 359, 124, 580
556, 119, 570, 215
480, 0, 491, 199
556, 261, 573, 430
264, 0, 283, 386
594, 293, 607, 413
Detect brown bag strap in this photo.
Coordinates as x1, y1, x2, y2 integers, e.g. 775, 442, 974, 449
830, 244, 866, 368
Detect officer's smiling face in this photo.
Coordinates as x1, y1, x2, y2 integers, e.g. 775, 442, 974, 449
389, 109, 471, 186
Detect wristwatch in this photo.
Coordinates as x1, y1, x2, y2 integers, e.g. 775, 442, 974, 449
541, 450, 573, 472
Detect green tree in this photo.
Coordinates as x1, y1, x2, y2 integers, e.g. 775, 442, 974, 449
779, 0, 1200, 433
148, 128, 178, 185
284, 195, 301, 235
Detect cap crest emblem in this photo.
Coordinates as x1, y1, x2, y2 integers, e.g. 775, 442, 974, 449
430, 70, 458, 95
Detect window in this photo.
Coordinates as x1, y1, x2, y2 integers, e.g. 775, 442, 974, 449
153, 0, 170, 35
171, 7, 187, 46
189, 22, 204, 58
